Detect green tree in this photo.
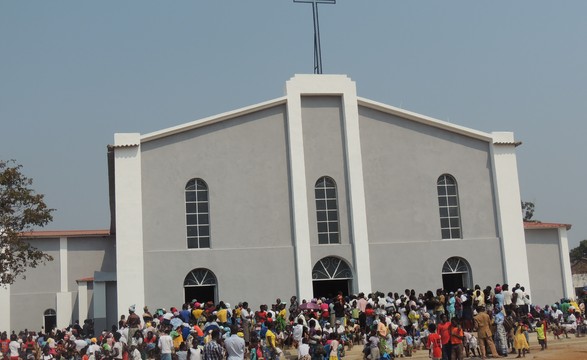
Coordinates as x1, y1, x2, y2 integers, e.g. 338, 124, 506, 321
570, 240, 587, 263
0, 160, 54, 285
521, 201, 535, 222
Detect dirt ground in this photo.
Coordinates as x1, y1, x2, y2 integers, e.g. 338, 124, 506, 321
284, 335, 587, 360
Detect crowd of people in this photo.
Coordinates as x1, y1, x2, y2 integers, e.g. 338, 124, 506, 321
1, 283, 586, 360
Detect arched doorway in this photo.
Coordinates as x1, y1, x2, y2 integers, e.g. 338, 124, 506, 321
312, 257, 353, 299
44, 309, 56, 332
184, 268, 217, 304
442, 257, 472, 292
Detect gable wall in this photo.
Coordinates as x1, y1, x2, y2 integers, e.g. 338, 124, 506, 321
139, 104, 296, 308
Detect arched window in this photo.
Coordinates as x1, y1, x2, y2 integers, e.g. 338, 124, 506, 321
315, 176, 340, 244
183, 268, 217, 304
437, 174, 461, 239
185, 179, 210, 249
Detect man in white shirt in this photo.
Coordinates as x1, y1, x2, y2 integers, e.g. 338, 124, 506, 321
241, 302, 252, 344
224, 325, 246, 360
158, 329, 174, 360
292, 319, 305, 347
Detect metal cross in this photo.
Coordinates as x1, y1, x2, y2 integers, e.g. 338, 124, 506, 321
294, 0, 336, 74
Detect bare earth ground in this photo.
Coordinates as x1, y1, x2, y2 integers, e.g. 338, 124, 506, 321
284, 336, 587, 360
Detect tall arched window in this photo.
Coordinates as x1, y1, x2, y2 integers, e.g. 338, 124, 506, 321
185, 178, 210, 249
437, 174, 461, 239
315, 176, 340, 244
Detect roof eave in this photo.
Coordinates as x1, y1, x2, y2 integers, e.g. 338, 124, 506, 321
357, 97, 494, 143
141, 96, 288, 143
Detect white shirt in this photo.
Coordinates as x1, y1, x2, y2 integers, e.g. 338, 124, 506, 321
292, 324, 304, 342
298, 343, 310, 358
503, 291, 512, 305
224, 334, 246, 360
158, 334, 174, 354
190, 347, 203, 360
9, 341, 21, 357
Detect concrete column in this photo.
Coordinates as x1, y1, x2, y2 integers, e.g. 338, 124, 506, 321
60, 237, 68, 292
56, 292, 72, 328
93, 281, 107, 331
77, 281, 88, 322
285, 77, 313, 301
114, 133, 145, 318
0, 284, 11, 331
490, 132, 531, 296
558, 227, 575, 299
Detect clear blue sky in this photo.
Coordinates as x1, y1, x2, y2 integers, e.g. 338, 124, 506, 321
1, 1, 585, 248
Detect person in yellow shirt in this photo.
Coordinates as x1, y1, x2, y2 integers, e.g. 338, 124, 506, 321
217, 302, 229, 326
192, 304, 204, 323
264, 322, 278, 360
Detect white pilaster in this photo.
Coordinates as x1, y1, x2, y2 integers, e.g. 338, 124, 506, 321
285, 78, 313, 301
77, 281, 88, 322
285, 75, 372, 297
60, 237, 68, 292
114, 133, 145, 318
558, 227, 575, 299
490, 132, 531, 295
56, 292, 72, 328
0, 284, 10, 331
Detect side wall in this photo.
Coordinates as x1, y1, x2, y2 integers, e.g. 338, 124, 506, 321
526, 228, 565, 305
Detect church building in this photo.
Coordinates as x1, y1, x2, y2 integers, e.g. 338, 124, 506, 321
0, 74, 574, 332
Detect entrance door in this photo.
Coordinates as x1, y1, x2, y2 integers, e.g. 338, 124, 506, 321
313, 279, 350, 299
442, 273, 465, 292
312, 257, 353, 299
442, 257, 472, 291
185, 285, 215, 304
184, 268, 217, 304
44, 309, 57, 332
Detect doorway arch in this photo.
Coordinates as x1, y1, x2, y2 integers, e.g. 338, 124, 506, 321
44, 308, 56, 332
442, 257, 472, 292
184, 268, 217, 305
312, 256, 353, 299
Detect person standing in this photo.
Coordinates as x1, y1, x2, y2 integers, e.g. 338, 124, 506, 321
449, 318, 464, 360
127, 305, 141, 340
437, 314, 452, 360
224, 325, 246, 360
241, 302, 252, 345
158, 329, 174, 360
474, 306, 499, 359
203, 329, 225, 360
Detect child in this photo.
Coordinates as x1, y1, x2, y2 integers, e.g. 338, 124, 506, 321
463, 331, 479, 358
535, 320, 546, 351
405, 334, 413, 357
426, 324, 442, 360
450, 318, 464, 360
513, 322, 529, 358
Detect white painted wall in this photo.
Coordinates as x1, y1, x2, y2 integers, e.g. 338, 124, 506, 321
114, 133, 145, 319
490, 132, 531, 294
558, 227, 575, 300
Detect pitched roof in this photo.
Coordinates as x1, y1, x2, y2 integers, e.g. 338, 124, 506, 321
19, 230, 111, 238
523, 222, 572, 230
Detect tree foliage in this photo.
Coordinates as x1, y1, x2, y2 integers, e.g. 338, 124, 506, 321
570, 240, 587, 263
521, 201, 535, 222
0, 160, 54, 285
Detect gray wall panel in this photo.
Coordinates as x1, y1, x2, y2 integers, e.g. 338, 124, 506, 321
140, 105, 292, 253
525, 229, 564, 305
11, 239, 61, 295
369, 238, 504, 294
142, 247, 296, 311
11, 293, 58, 331
358, 106, 498, 243
67, 237, 116, 291
301, 96, 351, 246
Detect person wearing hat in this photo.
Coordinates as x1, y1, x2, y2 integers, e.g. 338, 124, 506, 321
126, 305, 141, 342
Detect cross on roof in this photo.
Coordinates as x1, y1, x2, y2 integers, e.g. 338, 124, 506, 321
294, 0, 336, 74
